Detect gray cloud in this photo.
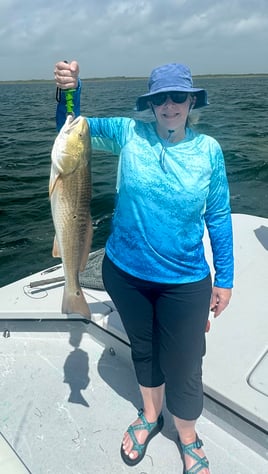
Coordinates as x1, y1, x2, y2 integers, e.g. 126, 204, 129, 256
0, 0, 267, 80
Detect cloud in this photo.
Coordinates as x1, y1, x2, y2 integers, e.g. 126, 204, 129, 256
0, 0, 268, 80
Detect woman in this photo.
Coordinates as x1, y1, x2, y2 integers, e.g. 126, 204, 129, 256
54, 61, 233, 474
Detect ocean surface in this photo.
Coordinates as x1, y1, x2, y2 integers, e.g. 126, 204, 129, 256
1, 76, 268, 287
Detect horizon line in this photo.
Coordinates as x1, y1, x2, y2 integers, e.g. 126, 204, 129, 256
1, 72, 268, 84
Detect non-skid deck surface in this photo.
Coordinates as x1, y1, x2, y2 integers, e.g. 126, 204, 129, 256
0, 321, 267, 474
1, 214, 267, 433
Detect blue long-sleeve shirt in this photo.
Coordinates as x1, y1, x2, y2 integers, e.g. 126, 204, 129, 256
56, 84, 234, 288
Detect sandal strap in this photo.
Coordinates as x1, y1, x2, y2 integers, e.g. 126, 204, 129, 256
136, 408, 159, 431
180, 436, 203, 453
180, 435, 209, 473
185, 456, 209, 474
126, 409, 159, 455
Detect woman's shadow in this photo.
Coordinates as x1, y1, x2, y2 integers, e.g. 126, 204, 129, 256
96, 328, 177, 442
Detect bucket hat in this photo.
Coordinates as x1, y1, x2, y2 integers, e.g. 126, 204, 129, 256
136, 63, 208, 111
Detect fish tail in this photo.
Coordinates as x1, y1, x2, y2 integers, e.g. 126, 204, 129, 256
62, 287, 91, 319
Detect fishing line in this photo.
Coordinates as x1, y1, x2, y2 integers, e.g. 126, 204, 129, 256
23, 285, 48, 299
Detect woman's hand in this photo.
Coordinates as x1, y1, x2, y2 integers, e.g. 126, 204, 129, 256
54, 61, 79, 89
210, 286, 232, 317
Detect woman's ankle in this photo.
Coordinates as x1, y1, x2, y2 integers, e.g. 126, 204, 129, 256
173, 416, 197, 444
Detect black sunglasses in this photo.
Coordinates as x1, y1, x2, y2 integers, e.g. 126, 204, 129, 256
150, 91, 189, 106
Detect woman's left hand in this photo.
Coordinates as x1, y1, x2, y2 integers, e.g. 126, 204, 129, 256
210, 286, 232, 317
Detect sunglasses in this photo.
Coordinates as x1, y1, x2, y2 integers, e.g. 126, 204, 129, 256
150, 91, 189, 106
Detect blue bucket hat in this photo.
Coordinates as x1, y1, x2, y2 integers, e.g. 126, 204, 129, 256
136, 63, 208, 111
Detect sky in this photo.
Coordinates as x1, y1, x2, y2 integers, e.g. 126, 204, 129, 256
1, 0, 268, 81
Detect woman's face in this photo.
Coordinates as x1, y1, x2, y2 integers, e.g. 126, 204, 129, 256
149, 93, 195, 137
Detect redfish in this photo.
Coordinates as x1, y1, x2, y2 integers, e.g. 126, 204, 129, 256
49, 115, 92, 319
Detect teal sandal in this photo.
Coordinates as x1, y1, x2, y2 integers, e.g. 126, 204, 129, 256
178, 434, 209, 473
120, 408, 164, 466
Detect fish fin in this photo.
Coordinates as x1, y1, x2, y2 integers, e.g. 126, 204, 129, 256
62, 287, 91, 320
49, 174, 60, 198
79, 222, 93, 272
52, 236, 61, 258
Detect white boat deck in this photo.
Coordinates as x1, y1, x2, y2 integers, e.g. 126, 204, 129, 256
0, 213, 267, 473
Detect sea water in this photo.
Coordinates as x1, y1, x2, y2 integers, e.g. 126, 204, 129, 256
0, 76, 268, 286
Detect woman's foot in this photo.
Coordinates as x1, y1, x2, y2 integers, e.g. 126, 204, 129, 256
178, 434, 210, 473
121, 409, 164, 466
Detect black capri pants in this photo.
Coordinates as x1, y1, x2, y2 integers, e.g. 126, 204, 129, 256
102, 254, 212, 420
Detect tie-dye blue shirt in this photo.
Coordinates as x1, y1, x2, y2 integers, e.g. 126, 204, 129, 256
56, 88, 234, 287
